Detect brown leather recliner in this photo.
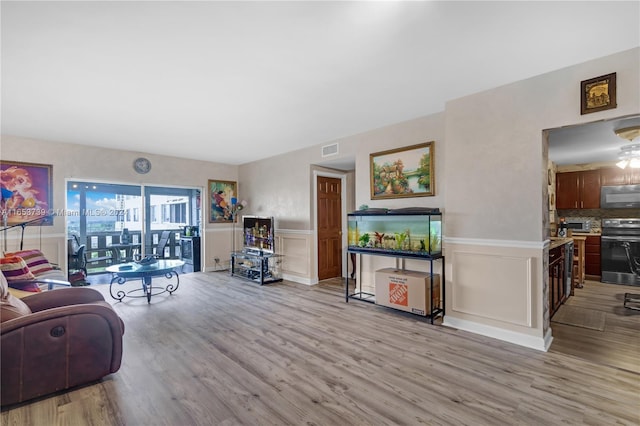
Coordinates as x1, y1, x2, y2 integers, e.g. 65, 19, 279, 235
1, 274, 124, 406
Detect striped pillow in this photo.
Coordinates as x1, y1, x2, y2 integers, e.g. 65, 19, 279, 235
5, 249, 54, 276
0, 256, 40, 293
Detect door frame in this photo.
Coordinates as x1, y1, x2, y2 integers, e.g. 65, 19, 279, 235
312, 169, 348, 282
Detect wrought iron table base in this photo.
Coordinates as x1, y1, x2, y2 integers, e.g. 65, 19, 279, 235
109, 271, 180, 304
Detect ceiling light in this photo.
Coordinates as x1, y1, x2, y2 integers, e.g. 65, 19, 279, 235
614, 124, 640, 169
617, 142, 640, 169
616, 159, 629, 169
614, 125, 640, 142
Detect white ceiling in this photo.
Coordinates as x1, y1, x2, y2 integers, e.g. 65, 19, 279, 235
549, 115, 640, 166
2, 1, 639, 166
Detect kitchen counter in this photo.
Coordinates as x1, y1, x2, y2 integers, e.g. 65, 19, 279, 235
549, 237, 573, 250
572, 230, 601, 236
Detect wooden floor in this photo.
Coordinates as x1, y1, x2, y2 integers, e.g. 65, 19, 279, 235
549, 279, 640, 375
2, 273, 639, 425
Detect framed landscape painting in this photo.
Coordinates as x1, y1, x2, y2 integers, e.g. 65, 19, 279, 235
208, 179, 237, 223
370, 142, 434, 199
0, 160, 53, 226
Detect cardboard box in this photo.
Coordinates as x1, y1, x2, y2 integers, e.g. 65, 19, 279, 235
374, 268, 440, 316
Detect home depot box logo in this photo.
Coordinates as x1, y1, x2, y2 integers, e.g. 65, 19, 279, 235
388, 282, 408, 306
375, 268, 440, 317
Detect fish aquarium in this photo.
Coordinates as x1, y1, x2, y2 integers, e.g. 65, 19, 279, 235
347, 207, 442, 258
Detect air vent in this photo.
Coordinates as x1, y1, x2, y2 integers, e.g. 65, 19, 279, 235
322, 143, 339, 157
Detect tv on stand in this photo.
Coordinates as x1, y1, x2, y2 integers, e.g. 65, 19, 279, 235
242, 216, 275, 254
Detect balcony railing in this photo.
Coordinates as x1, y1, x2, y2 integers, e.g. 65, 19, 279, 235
76, 229, 182, 274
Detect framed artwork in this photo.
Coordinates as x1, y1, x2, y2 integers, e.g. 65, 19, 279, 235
370, 141, 435, 199
581, 72, 616, 115
208, 179, 237, 223
0, 160, 53, 226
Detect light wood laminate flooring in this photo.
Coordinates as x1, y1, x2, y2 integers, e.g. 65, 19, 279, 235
549, 279, 640, 375
1, 273, 638, 425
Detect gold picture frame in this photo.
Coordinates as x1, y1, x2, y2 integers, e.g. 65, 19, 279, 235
370, 142, 434, 199
581, 72, 616, 115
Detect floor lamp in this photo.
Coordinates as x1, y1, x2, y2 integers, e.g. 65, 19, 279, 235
230, 198, 247, 253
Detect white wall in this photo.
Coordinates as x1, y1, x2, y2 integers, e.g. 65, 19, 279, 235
0, 135, 238, 271
3, 47, 638, 351
442, 48, 639, 349
240, 47, 639, 351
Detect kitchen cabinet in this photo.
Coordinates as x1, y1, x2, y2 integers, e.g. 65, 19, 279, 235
585, 235, 601, 277
556, 170, 601, 209
600, 167, 640, 186
549, 243, 567, 318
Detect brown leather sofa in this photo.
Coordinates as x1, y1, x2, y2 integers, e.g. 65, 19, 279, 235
1, 273, 124, 406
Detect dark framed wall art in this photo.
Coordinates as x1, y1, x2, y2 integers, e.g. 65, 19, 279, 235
581, 72, 617, 115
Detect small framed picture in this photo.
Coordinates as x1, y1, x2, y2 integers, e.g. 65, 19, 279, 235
581, 72, 616, 115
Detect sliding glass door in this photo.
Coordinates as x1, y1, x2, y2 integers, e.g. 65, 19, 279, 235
66, 181, 201, 274
67, 182, 142, 273
144, 186, 200, 259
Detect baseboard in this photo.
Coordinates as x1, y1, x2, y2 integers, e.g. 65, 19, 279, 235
282, 274, 315, 285
443, 316, 550, 352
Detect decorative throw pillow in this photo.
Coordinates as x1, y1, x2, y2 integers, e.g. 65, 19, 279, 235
5, 249, 54, 276
0, 256, 40, 292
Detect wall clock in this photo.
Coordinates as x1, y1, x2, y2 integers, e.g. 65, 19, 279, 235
133, 157, 151, 174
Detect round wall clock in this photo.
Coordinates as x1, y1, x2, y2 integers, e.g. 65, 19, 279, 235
133, 157, 151, 174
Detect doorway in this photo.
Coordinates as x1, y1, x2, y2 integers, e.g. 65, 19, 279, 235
546, 115, 640, 370
317, 175, 343, 281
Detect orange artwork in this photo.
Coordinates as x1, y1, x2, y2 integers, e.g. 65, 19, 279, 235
0, 161, 52, 226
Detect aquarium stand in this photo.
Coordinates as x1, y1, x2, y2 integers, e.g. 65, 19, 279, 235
345, 248, 445, 324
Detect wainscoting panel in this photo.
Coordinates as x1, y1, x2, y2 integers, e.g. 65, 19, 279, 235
280, 233, 311, 278
452, 251, 532, 327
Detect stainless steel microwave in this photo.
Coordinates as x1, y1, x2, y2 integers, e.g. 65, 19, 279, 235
565, 219, 591, 233
601, 185, 640, 209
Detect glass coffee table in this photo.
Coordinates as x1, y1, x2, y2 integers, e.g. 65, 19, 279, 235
106, 259, 185, 303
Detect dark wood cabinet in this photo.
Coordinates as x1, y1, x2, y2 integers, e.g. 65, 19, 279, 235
180, 236, 201, 272
556, 172, 579, 209
549, 244, 567, 318
556, 170, 600, 209
585, 235, 601, 277
600, 167, 640, 186
600, 167, 627, 186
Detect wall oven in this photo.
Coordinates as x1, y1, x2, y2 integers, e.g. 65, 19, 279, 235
601, 218, 640, 286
